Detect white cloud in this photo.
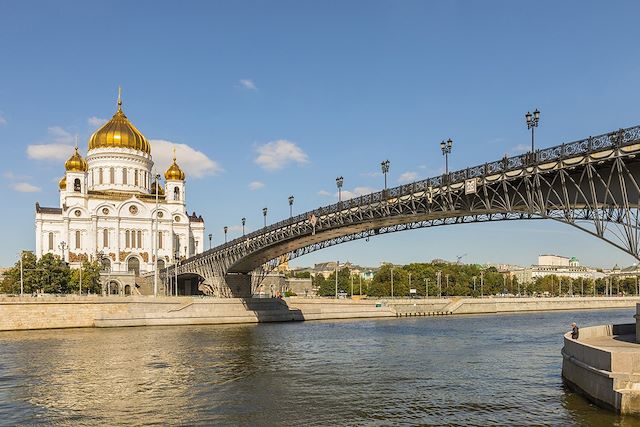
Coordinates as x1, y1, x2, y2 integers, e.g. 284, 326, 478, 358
11, 182, 41, 193
361, 171, 382, 178
239, 79, 257, 90
26, 126, 77, 161
398, 171, 418, 184
47, 126, 76, 144
248, 181, 265, 191
0, 115, 6, 126
88, 116, 108, 127
150, 139, 223, 178
255, 139, 309, 171
340, 186, 376, 200
509, 144, 530, 155
27, 143, 75, 161
318, 190, 332, 196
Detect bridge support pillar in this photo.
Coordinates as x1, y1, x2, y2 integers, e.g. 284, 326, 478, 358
224, 273, 253, 298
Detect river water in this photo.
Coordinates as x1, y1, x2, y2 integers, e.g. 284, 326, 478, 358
0, 308, 639, 426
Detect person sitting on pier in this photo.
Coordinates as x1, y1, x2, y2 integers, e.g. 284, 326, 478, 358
571, 322, 579, 339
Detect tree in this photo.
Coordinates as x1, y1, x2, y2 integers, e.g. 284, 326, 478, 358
68, 260, 103, 294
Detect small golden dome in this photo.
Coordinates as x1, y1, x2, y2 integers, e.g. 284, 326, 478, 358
58, 176, 67, 190
164, 148, 185, 181
64, 147, 88, 172
88, 88, 150, 154
150, 180, 165, 195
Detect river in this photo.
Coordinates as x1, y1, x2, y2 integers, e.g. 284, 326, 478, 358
0, 308, 639, 426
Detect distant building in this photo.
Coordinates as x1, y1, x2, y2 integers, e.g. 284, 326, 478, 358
510, 254, 603, 283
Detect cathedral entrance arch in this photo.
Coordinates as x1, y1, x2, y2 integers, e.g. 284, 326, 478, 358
127, 256, 140, 276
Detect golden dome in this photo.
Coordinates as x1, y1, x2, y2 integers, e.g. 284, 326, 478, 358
164, 148, 185, 181
64, 147, 88, 172
150, 179, 165, 195
88, 88, 150, 154
58, 176, 67, 190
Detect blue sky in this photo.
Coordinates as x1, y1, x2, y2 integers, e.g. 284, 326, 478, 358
2, 0, 640, 269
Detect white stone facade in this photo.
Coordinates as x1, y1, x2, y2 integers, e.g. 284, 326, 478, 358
35, 113, 204, 282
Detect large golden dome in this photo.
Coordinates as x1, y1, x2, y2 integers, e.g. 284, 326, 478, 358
164, 148, 185, 181
64, 147, 88, 172
88, 90, 150, 154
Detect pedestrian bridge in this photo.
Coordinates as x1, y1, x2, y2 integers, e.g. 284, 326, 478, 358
163, 125, 640, 297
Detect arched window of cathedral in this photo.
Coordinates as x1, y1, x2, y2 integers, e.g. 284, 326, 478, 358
122, 168, 128, 185
110, 167, 115, 184
174, 187, 180, 201
134, 170, 139, 186
157, 259, 165, 270
99, 168, 103, 185
143, 171, 147, 189
75, 230, 81, 249
137, 230, 142, 248
103, 229, 109, 248
158, 231, 163, 249
125, 230, 130, 248
48, 232, 54, 251
131, 230, 136, 248
74, 178, 81, 192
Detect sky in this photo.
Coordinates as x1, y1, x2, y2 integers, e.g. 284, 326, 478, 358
1, 0, 640, 269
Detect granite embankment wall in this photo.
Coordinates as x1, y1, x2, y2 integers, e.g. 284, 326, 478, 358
1, 296, 640, 331
387, 296, 640, 315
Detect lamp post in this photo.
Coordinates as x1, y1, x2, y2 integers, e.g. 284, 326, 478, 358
58, 241, 67, 262
445, 274, 450, 296
390, 267, 394, 299
242, 217, 246, 236
208, 233, 212, 250
381, 160, 390, 191
437, 271, 442, 297
154, 172, 160, 297
19, 251, 24, 296
336, 176, 344, 202
288, 195, 294, 218
473, 276, 477, 294
263, 207, 268, 227
525, 109, 540, 153
335, 261, 339, 299
480, 271, 484, 297
224, 226, 228, 243
440, 139, 453, 176
424, 278, 428, 298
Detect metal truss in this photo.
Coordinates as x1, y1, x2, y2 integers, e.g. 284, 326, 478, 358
166, 124, 640, 297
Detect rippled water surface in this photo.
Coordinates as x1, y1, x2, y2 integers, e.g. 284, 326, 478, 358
1, 308, 640, 426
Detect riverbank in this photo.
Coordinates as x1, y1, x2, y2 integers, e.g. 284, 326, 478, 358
1, 295, 640, 331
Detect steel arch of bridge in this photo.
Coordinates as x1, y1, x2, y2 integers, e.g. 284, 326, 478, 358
164, 125, 640, 297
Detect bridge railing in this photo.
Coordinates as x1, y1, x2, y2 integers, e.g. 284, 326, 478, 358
186, 124, 640, 263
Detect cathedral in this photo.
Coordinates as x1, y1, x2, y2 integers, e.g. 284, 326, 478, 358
34, 91, 205, 294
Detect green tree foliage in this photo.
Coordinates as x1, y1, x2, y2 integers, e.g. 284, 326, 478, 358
1, 253, 103, 294
68, 260, 103, 294
317, 267, 352, 296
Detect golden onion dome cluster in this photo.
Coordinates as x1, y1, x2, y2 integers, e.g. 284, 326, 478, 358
164, 149, 185, 181
88, 96, 150, 154
64, 146, 88, 172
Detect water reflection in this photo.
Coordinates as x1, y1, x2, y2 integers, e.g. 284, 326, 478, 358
0, 309, 638, 425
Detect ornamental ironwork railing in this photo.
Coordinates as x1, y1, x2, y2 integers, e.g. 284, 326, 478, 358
188, 124, 640, 262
